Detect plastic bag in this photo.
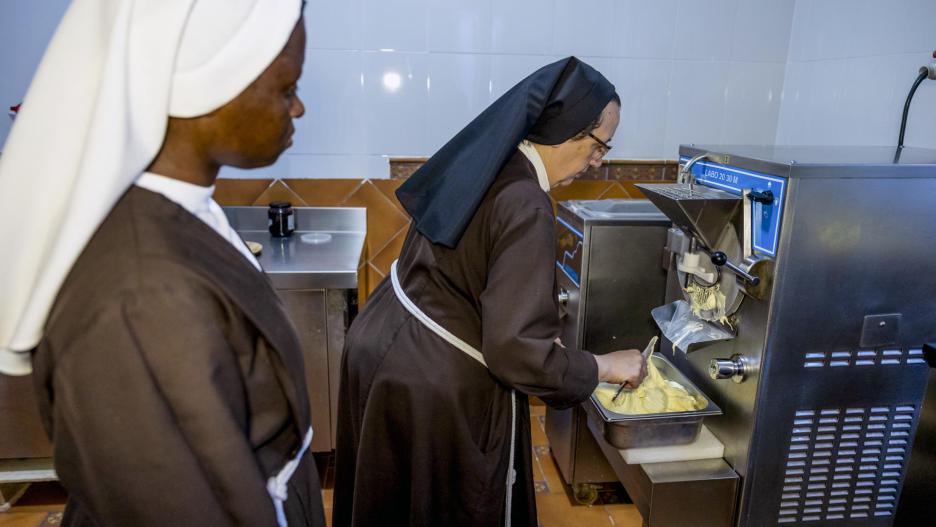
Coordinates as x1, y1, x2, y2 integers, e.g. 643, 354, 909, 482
652, 300, 734, 354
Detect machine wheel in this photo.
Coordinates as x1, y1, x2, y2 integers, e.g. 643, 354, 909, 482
573, 483, 599, 505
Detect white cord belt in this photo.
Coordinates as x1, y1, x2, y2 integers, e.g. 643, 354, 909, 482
390, 260, 518, 526
267, 426, 314, 527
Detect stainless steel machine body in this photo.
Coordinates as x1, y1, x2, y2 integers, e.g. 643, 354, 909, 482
637, 145, 936, 526
546, 200, 670, 496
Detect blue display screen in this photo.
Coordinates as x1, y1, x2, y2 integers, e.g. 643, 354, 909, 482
555, 216, 583, 286
680, 156, 786, 257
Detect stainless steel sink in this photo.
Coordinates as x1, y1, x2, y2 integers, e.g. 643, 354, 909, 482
564, 199, 665, 219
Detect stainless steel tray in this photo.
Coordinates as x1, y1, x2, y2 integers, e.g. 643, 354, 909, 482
585, 354, 722, 450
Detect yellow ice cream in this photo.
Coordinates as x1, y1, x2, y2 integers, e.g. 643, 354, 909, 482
594, 357, 704, 415
685, 282, 729, 324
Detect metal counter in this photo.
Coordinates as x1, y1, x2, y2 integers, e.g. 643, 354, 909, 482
225, 206, 366, 452
225, 206, 365, 290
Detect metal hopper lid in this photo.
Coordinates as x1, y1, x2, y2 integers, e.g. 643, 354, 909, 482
635, 183, 741, 249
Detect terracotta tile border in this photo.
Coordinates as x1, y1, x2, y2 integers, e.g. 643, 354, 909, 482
389, 157, 678, 181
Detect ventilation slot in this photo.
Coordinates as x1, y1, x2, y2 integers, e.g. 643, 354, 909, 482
776, 405, 916, 523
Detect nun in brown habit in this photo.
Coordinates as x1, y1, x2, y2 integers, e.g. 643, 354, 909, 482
333, 57, 649, 526
0, 1, 324, 525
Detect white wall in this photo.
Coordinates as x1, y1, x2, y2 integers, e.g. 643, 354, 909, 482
0, 0, 796, 179
776, 0, 936, 148
0, 0, 70, 155
260, 0, 796, 179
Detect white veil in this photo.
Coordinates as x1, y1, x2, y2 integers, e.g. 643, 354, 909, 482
0, 0, 302, 375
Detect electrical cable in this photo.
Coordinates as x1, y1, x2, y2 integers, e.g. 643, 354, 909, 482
897, 70, 929, 152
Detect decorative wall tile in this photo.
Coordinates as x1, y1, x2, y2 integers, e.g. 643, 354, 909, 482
663, 164, 678, 182
574, 165, 609, 180
363, 263, 387, 301
548, 181, 613, 203
606, 162, 669, 181
370, 228, 409, 277
286, 179, 364, 207
389, 159, 424, 180
597, 183, 632, 200
370, 179, 408, 213
618, 181, 649, 199
342, 181, 410, 258
213, 179, 273, 206
357, 263, 370, 306
389, 159, 677, 182
251, 180, 308, 207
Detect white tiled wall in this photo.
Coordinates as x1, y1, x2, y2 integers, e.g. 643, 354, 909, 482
0, 0, 71, 159
282, 0, 797, 178
776, 0, 936, 148
1, 0, 796, 179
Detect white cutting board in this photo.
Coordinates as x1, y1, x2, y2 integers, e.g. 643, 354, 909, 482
620, 425, 724, 465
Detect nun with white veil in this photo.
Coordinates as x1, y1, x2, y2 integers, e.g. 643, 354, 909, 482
0, 1, 325, 525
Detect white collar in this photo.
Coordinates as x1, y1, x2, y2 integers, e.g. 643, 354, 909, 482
135, 172, 216, 213
134, 172, 262, 272
517, 140, 551, 193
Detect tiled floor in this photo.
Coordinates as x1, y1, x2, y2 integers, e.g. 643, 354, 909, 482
527, 403, 643, 527
1, 403, 643, 527
0, 482, 64, 527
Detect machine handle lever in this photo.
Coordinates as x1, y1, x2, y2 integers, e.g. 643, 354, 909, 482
747, 189, 774, 205
707, 250, 761, 286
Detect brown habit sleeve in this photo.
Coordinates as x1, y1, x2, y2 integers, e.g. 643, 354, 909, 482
478, 188, 598, 408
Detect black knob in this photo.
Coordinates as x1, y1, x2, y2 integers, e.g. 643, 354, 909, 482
710, 251, 728, 266
748, 189, 775, 205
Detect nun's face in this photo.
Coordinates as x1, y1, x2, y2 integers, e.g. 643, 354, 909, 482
211, 20, 307, 168
548, 100, 620, 187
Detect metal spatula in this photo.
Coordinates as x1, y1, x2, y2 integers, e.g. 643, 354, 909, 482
611, 336, 658, 404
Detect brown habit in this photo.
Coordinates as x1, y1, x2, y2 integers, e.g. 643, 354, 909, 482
333, 152, 599, 526
31, 187, 326, 527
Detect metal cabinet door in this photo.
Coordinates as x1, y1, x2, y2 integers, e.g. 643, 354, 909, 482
278, 289, 332, 452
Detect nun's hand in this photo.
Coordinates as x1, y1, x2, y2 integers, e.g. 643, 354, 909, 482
595, 349, 648, 388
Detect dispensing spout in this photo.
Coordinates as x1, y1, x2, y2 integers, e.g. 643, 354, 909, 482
678, 153, 710, 195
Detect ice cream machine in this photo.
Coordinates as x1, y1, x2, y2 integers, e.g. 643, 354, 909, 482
636, 145, 936, 526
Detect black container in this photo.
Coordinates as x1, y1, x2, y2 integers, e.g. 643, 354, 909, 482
268, 201, 295, 237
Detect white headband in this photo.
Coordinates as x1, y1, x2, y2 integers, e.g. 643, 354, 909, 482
0, 0, 302, 375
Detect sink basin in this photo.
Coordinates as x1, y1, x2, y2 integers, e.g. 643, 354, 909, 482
565, 199, 664, 219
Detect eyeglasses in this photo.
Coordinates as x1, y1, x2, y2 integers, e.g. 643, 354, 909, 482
588, 132, 612, 158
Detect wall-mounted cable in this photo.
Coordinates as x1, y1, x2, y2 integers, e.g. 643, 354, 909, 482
894, 52, 935, 162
